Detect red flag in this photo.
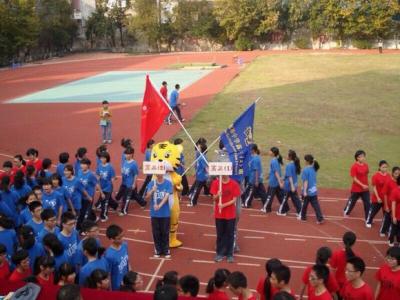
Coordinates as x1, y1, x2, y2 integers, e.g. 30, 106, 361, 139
140, 75, 170, 153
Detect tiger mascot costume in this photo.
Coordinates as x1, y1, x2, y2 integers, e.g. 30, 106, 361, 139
151, 141, 183, 248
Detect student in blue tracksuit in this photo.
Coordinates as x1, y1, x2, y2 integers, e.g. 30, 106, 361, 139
37, 209, 60, 244
188, 138, 208, 198
78, 237, 109, 286
278, 150, 302, 216
41, 178, 64, 223
105, 224, 130, 291
299, 154, 324, 224
74, 147, 87, 177
96, 152, 118, 221
57, 152, 70, 178
26, 201, 44, 237
17, 225, 45, 270
51, 174, 72, 214
19, 192, 38, 225
0, 214, 18, 260
75, 220, 101, 268
189, 143, 209, 206
139, 139, 155, 199
0, 176, 20, 225
57, 212, 80, 266
145, 174, 172, 258
42, 233, 69, 270
117, 148, 146, 216
262, 147, 286, 213
11, 171, 31, 201
242, 144, 268, 208
77, 158, 102, 227
120, 138, 132, 167
62, 164, 85, 217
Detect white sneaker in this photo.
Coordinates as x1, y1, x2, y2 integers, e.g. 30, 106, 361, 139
153, 254, 161, 258
260, 207, 266, 213
379, 233, 386, 237
100, 216, 108, 223
276, 212, 287, 216
118, 212, 127, 217
164, 254, 171, 259
365, 223, 372, 228
186, 203, 193, 207
389, 242, 395, 247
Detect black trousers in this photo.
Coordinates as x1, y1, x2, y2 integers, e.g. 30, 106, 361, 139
279, 190, 302, 214
344, 191, 371, 220
300, 195, 324, 222
189, 180, 209, 206
99, 191, 118, 219
263, 186, 286, 212
151, 217, 170, 255
381, 211, 392, 235
181, 174, 189, 196
241, 183, 267, 208
116, 184, 146, 214
389, 221, 400, 244
139, 175, 152, 198
366, 202, 383, 225
77, 199, 96, 229
216, 218, 235, 257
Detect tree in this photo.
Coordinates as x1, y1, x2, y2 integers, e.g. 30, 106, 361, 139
37, 0, 78, 53
108, 0, 131, 47
86, 1, 115, 48
129, 0, 160, 49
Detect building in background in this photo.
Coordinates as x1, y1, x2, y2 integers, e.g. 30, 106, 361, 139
71, 0, 96, 38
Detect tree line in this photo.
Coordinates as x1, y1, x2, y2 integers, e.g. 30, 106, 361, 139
1, 0, 400, 66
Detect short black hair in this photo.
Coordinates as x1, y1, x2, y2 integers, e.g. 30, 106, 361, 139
64, 164, 74, 174
75, 147, 87, 159
82, 237, 98, 257
106, 224, 123, 239
41, 177, 52, 186
59, 152, 70, 164
57, 284, 81, 300
162, 81, 167, 86
147, 139, 155, 148
61, 211, 76, 225
43, 233, 64, 256
179, 275, 199, 297
58, 262, 76, 279
2, 161, 12, 168
42, 158, 52, 169
272, 265, 291, 284
26, 148, 39, 157
99, 151, 110, 163
28, 201, 42, 213
175, 84, 180, 89
386, 246, 400, 265
12, 249, 29, 266
354, 150, 366, 160
80, 220, 98, 234
41, 208, 56, 221
102, 100, 109, 105
273, 291, 296, 300
34, 255, 55, 275
227, 271, 247, 289
347, 256, 366, 275
124, 147, 134, 155
154, 285, 177, 300
80, 158, 91, 166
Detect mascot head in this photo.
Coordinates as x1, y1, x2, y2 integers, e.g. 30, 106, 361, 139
151, 141, 182, 171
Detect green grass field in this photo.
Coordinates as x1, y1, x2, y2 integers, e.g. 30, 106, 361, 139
174, 53, 400, 189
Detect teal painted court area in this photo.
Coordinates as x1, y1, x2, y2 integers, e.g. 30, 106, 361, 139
7, 70, 212, 103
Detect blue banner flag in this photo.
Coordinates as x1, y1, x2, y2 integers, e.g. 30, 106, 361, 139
220, 103, 255, 182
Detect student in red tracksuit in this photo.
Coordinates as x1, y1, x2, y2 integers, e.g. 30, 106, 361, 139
375, 247, 400, 300
343, 150, 370, 220
330, 231, 357, 295
300, 247, 339, 300
381, 167, 400, 236
256, 258, 283, 300
366, 160, 390, 228
341, 256, 374, 300
307, 265, 333, 300
389, 177, 400, 246
206, 268, 230, 300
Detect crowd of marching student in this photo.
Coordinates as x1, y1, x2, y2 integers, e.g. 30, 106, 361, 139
0, 136, 399, 299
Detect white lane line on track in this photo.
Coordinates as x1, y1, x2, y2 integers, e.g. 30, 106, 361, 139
244, 236, 264, 239
193, 260, 215, 264
145, 259, 165, 292
128, 229, 146, 233
285, 238, 306, 242
125, 213, 387, 245
203, 233, 217, 237
237, 263, 260, 267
